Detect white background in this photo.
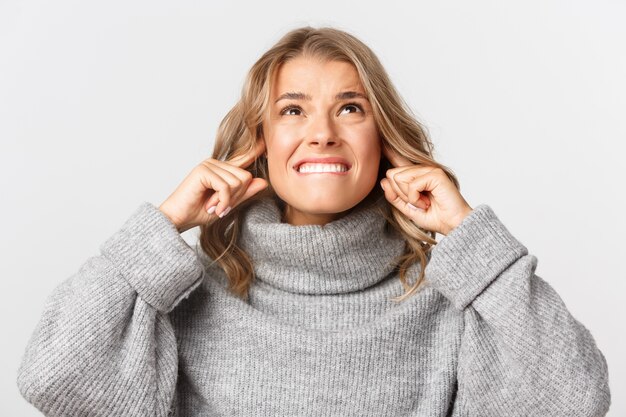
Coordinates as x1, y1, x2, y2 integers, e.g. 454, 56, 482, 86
1, 1, 624, 415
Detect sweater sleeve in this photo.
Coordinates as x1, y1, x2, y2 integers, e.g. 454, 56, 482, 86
424, 205, 611, 417
16, 202, 205, 417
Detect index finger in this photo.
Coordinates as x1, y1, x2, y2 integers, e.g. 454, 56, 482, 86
382, 142, 413, 168
226, 138, 266, 169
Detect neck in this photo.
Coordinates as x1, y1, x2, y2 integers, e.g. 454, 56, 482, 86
237, 194, 406, 295
277, 189, 381, 226
282, 204, 352, 226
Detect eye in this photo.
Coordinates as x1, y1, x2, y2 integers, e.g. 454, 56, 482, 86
279, 105, 303, 116
339, 102, 364, 115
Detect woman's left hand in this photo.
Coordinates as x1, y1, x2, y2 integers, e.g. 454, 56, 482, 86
380, 144, 474, 236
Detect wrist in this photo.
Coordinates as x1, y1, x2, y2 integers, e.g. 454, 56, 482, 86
441, 206, 473, 236
158, 204, 183, 233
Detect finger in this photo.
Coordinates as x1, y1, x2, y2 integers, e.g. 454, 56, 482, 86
225, 137, 266, 169
404, 173, 441, 211
206, 161, 252, 195
391, 166, 437, 201
203, 158, 261, 211
386, 168, 411, 201
381, 178, 418, 215
382, 142, 412, 168
238, 178, 270, 203
204, 162, 270, 214
205, 193, 219, 214
380, 178, 399, 202
407, 181, 430, 210
207, 158, 257, 191
196, 166, 234, 217
205, 176, 269, 216
203, 163, 247, 215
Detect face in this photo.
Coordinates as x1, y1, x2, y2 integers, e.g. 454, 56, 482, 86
261, 56, 381, 226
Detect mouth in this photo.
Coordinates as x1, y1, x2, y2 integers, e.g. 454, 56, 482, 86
294, 162, 351, 176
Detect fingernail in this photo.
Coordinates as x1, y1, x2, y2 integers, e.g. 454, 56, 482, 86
218, 206, 232, 218
407, 203, 418, 211
207, 205, 217, 214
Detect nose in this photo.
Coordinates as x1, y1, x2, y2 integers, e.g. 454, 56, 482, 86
306, 113, 339, 147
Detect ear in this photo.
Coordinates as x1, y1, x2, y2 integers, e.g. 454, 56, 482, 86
256, 124, 265, 141
379, 140, 386, 161
260, 138, 268, 158
255, 131, 267, 156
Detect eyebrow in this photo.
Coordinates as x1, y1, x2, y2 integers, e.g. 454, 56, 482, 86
274, 91, 369, 103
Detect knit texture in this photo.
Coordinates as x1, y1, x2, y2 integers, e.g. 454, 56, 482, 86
17, 196, 611, 416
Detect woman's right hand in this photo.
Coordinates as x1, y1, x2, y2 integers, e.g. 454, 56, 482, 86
158, 139, 268, 233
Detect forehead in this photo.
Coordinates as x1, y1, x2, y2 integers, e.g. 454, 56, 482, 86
270, 56, 364, 96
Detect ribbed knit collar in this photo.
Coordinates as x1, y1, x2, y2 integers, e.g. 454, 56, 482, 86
238, 196, 406, 295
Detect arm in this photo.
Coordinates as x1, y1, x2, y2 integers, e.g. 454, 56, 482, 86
424, 205, 611, 416
17, 202, 205, 417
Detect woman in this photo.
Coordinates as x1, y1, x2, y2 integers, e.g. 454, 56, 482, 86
17, 26, 610, 416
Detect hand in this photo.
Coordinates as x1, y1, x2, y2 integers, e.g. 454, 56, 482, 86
158, 139, 268, 233
380, 143, 473, 236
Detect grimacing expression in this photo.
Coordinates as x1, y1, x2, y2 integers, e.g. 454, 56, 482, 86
261, 56, 382, 225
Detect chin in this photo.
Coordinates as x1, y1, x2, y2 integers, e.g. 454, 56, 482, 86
277, 191, 351, 210
296, 201, 354, 214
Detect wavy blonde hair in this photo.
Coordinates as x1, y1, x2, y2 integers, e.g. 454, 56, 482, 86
198, 26, 461, 303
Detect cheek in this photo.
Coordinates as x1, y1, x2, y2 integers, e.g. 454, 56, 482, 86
266, 136, 298, 176
362, 155, 381, 181
353, 133, 382, 178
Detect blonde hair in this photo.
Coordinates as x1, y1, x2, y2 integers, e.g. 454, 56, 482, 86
198, 26, 461, 302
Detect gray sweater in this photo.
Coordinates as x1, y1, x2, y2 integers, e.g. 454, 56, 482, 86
17, 196, 611, 416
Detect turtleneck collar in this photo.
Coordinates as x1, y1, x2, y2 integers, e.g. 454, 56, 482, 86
238, 195, 406, 295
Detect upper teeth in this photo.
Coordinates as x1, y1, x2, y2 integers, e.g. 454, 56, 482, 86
298, 163, 348, 173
